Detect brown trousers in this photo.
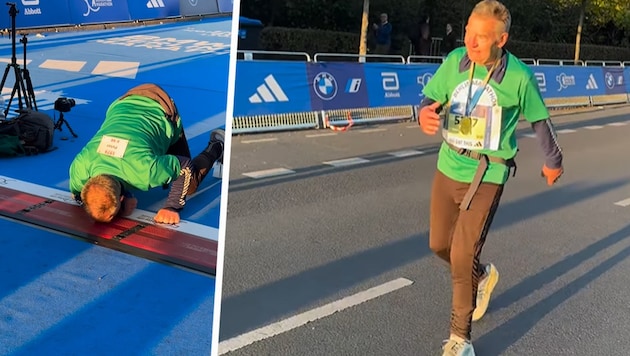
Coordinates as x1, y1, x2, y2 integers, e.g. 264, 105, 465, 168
429, 169, 504, 340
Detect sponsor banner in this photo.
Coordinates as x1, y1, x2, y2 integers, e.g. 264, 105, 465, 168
306, 62, 369, 111
128, 0, 180, 20
601, 66, 626, 95
364, 63, 440, 107
0, 0, 73, 29
532, 65, 607, 98
217, 0, 233, 13
233, 60, 311, 116
68, 0, 132, 25
179, 0, 219, 16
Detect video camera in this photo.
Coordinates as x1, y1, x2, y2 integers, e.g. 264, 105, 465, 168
54, 97, 75, 113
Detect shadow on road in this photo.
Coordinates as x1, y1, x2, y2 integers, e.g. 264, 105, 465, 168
474, 223, 630, 355
218, 178, 628, 341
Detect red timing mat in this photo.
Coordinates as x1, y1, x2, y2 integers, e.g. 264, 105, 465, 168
0, 185, 217, 276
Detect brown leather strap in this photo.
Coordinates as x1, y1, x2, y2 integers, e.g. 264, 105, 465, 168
460, 155, 488, 210
445, 142, 515, 211
118, 83, 179, 122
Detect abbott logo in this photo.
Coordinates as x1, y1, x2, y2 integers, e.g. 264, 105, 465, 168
534, 72, 546, 92
249, 75, 289, 104
382, 72, 399, 91
147, 0, 166, 8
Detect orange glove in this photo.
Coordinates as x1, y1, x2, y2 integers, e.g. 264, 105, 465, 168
418, 101, 442, 135
154, 208, 180, 225
541, 165, 563, 186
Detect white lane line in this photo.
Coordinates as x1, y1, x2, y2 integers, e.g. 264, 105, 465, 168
241, 138, 278, 144
522, 133, 536, 138
323, 157, 370, 167
306, 133, 338, 138
242, 168, 295, 179
608, 122, 628, 127
584, 125, 604, 130
359, 128, 387, 133
389, 150, 425, 157
614, 198, 630, 207
218, 278, 414, 355
406, 125, 419, 129
557, 129, 577, 134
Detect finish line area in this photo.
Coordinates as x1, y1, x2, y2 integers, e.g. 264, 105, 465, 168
0, 15, 230, 355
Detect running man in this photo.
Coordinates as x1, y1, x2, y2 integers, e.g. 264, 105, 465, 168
417, 1, 564, 355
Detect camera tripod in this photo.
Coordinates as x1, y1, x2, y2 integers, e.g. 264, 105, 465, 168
54, 111, 77, 138
0, 3, 37, 119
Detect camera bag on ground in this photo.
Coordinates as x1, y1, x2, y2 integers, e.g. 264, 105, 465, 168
0, 109, 55, 157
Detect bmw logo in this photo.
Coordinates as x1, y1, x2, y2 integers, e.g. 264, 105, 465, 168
313, 72, 338, 100
605, 72, 615, 89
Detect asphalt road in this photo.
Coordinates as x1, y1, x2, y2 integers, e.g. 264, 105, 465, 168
218, 105, 630, 356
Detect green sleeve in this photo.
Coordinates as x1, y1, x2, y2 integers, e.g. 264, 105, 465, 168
520, 72, 550, 123
68, 154, 88, 196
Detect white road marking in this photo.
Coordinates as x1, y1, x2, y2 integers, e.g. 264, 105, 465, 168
323, 157, 370, 167
556, 129, 577, 134
406, 125, 419, 129
242, 168, 295, 179
241, 138, 278, 144
359, 128, 387, 133
39, 59, 87, 72
218, 278, 414, 355
523, 133, 536, 138
91, 60, 140, 79
614, 198, 630, 207
608, 122, 628, 127
306, 133, 338, 138
584, 125, 604, 130
389, 150, 425, 157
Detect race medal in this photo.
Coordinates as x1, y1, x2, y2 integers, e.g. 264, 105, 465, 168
460, 117, 472, 135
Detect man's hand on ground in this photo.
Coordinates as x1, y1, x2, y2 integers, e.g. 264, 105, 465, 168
154, 208, 180, 225
119, 197, 137, 216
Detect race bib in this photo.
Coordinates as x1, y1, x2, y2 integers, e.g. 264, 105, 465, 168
442, 104, 502, 151
97, 135, 129, 158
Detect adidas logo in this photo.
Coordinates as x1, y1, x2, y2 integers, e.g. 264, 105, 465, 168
146, 0, 165, 8
586, 74, 598, 90
249, 75, 289, 104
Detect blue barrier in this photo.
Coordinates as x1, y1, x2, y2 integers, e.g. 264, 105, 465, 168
0, 0, 229, 30
233, 59, 630, 117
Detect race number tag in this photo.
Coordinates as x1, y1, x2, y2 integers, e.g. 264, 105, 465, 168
97, 135, 129, 158
443, 105, 502, 151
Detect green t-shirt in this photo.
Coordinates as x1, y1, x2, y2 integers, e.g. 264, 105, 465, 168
69, 95, 183, 196
422, 47, 549, 184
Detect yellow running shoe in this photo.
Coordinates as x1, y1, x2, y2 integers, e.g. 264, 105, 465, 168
472, 263, 499, 322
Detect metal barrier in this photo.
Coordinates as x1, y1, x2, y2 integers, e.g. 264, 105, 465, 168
237, 50, 311, 62
232, 111, 320, 134
538, 59, 585, 66
407, 55, 444, 64
323, 106, 414, 128
313, 53, 406, 63
584, 60, 623, 67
